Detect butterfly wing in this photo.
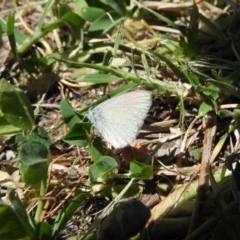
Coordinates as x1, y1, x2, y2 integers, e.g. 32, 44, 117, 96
88, 90, 152, 148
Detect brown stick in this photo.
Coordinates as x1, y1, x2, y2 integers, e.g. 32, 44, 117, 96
187, 113, 216, 234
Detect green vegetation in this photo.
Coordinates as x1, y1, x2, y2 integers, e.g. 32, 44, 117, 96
0, 0, 240, 239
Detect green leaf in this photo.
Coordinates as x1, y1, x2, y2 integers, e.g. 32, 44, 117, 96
8, 190, 35, 230
63, 122, 91, 146
77, 74, 123, 84
183, 4, 200, 58
38, 56, 55, 68
0, 201, 34, 239
88, 11, 123, 35
182, 68, 200, 86
0, 79, 35, 131
29, 126, 51, 149
5, 133, 28, 148
141, 4, 181, 31
59, 4, 72, 18
0, 116, 22, 135
80, 7, 106, 22
60, 12, 85, 29
202, 86, 220, 101
35, 222, 52, 240
233, 109, 240, 130
0, 17, 27, 44
60, 99, 83, 128
52, 193, 87, 237
149, 50, 185, 82
0, 25, 3, 48
103, 51, 114, 66
18, 13, 84, 55
101, 0, 126, 16
37, 0, 55, 29
48, 55, 146, 87
129, 161, 153, 180
90, 136, 105, 163
21, 163, 48, 186
111, 184, 143, 198
73, 0, 88, 13
207, 78, 240, 99
20, 142, 49, 185
20, 142, 49, 167
198, 98, 212, 117
89, 156, 119, 182
91, 184, 142, 199
188, 4, 199, 44
7, 13, 17, 58
218, 110, 233, 119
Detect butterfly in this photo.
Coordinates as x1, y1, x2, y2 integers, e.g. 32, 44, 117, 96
88, 90, 152, 148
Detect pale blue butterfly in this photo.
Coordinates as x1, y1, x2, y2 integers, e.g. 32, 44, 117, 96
88, 90, 152, 148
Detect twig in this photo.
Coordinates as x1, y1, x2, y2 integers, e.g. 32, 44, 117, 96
187, 113, 216, 234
